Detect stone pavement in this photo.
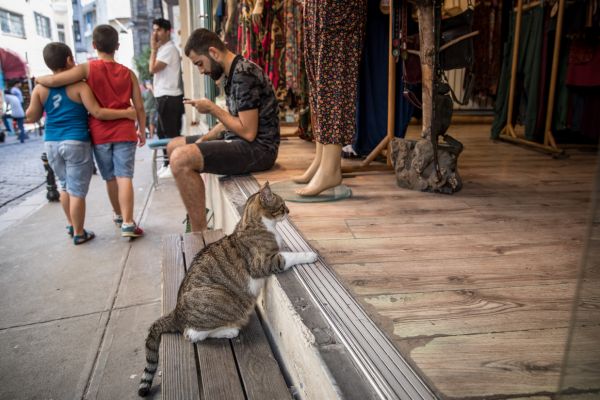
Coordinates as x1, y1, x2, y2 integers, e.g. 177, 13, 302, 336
0, 128, 46, 212
0, 145, 186, 399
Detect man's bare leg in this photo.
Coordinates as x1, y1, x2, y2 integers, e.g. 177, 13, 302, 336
166, 136, 188, 158
116, 177, 135, 225
170, 145, 207, 232
106, 179, 121, 217
296, 143, 343, 196
292, 142, 323, 184
70, 195, 86, 236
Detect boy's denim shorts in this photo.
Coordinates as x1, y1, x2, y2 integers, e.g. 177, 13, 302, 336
45, 140, 93, 198
93, 141, 137, 180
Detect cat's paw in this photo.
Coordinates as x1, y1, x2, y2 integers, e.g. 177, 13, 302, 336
210, 327, 240, 339
184, 328, 209, 342
302, 251, 318, 264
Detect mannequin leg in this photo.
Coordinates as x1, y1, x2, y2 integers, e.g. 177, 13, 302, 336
292, 142, 323, 184
296, 143, 342, 196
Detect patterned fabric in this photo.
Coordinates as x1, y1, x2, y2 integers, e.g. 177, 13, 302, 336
238, 0, 266, 68
303, 0, 367, 145
284, 0, 303, 95
224, 55, 280, 155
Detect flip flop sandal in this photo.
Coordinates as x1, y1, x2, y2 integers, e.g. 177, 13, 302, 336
73, 230, 95, 245
67, 225, 74, 237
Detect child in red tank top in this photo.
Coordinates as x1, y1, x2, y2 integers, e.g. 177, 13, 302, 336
36, 25, 147, 238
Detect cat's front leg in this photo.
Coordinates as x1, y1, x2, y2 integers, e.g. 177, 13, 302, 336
281, 251, 318, 270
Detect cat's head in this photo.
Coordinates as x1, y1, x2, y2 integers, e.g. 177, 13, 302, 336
245, 181, 289, 223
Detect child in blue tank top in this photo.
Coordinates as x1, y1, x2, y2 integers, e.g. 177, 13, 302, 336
26, 42, 136, 245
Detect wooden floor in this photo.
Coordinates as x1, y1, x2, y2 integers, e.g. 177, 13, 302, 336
253, 125, 600, 399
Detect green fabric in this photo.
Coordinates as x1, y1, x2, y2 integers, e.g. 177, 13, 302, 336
142, 90, 156, 114
270, 180, 352, 203
491, 7, 544, 140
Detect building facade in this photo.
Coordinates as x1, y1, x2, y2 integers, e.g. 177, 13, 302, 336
0, 0, 75, 78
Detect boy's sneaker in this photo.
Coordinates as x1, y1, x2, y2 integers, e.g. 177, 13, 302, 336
121, 222, 144, 238
157, 165, 173, 179
113, 214, 123, 227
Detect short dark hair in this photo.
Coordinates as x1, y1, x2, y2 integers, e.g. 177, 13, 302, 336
184, 28, 226, 57
152, 18, 171, 31
43, 42, 73, 71
93, 24, 119, 54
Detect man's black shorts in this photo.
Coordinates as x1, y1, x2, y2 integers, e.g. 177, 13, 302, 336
156, 95, 184, 138
186, 135, 277, 176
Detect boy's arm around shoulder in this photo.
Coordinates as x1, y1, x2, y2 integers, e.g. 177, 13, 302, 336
130, 71, 146, 147
35, 63, 89, 88
76, 82, 137, 121
25, 85, 46, 123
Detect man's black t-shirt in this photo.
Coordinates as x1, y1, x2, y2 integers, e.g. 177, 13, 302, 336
223, 55, 280, 155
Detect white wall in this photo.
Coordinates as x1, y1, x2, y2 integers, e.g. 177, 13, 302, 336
0, 0, 74, 77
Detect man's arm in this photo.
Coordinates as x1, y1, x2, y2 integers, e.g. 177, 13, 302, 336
149, 33, 167, 74
184, 98, 259, 142
77, 83, 137, 121
196, 122, 226, 143
35, 64, 89, 88
130, 71, 147, 147
25, 86, 45, 123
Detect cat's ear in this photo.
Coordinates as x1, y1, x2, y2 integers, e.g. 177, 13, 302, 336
259, 181, 274, 206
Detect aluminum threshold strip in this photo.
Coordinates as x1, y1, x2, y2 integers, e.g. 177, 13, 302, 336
230, 175, 436, 400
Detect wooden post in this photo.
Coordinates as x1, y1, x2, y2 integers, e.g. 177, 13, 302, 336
503, 0, 524, 139
542, 0, 565, 149
385, 0, 397, 166
416, 1, 434, 141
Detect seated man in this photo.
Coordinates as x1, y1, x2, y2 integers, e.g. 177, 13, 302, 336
169, 28, 280, 232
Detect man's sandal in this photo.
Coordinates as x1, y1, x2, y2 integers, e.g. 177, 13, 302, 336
67, 225, 74, 237
73, 230, 95, 245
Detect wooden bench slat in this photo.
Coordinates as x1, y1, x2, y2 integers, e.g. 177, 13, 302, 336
233, 313, 292, 400
162, 235, 185, 314
196, 340, 246, 400
161, 234, 201, 400
182, 232, 205, 271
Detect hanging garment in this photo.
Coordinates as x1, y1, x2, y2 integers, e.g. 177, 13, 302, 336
354, 0, 415, 156
303, 0, 367, 145
491, 6, 544, 140
284, 0, 304, 96
264, 0, 287, 99
238, 0, 266, 67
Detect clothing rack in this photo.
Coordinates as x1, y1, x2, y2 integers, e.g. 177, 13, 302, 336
341, 1, 397, 173
499, 0, 566, 155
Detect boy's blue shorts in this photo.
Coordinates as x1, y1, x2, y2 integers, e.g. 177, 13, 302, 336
45, 140, 94, 198
93, 141, 137, 181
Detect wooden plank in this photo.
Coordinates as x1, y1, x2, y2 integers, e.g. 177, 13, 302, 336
182, 232, 205, 271
183, 229, 245, 400
196, 339, 246, 400
333, 252, 580, 295
363, 283, 584, 338
232, 313, 292, 400
405, 326, 600, 398
161, 234, 201, 400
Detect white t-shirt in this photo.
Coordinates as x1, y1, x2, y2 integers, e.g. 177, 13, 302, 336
153, 40, 183, 97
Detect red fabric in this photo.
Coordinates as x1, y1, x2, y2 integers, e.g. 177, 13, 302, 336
566, 41, 600, 87
86, 59, 136, 144
0, 48, 28, 79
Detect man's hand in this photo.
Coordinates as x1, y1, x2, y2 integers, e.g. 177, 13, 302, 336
150, 32, 160, 51
183, 98, 215, 114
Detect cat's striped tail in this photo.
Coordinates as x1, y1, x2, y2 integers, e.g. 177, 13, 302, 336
138, 312, 179, 397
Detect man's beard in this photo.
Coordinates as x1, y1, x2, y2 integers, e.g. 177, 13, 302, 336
208, 56, 224, 81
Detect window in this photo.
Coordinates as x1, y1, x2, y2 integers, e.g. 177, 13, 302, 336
83, 11, 95, 36
34, 12, 51, 38
57, 23, 65, 43
73, 20, 81, 42
0, 8, 25, 38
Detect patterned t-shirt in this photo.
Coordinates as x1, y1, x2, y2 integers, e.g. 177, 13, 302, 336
224, 55, 280, 155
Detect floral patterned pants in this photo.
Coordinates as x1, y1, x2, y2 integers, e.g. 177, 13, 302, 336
303, 0, 367, 145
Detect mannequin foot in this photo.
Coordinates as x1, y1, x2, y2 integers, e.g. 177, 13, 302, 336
295, 169, 342, 196
292, 168, 317, 184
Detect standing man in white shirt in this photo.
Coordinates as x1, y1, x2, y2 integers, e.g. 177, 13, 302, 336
149, 18, 184, 176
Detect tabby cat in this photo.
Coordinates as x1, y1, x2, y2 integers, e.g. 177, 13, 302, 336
138, 182, 318, 397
